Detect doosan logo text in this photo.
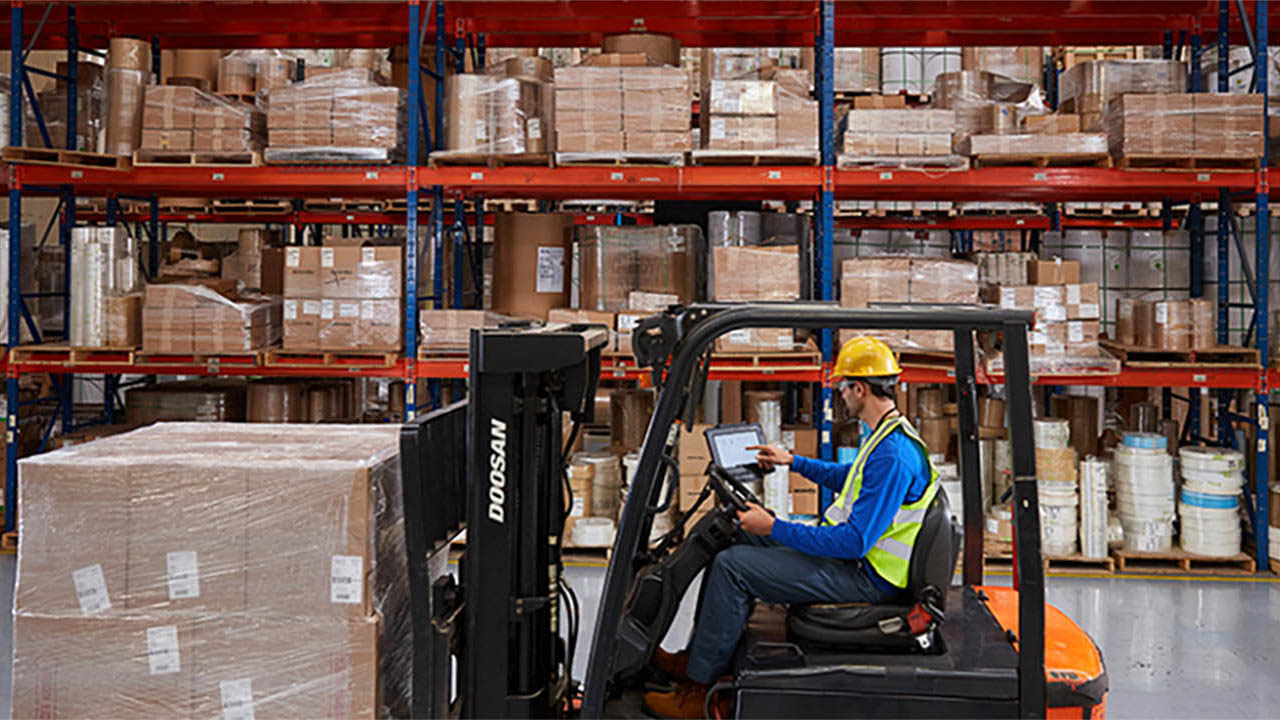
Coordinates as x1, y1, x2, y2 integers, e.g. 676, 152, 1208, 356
488, 417, 507, 523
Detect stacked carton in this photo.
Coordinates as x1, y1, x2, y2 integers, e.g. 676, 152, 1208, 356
282, 244, 403, 350
418, 310, 510, 353
554, 60, 691, 155
446, 58, 554, 155
24, 62, 103, 152
840, 109, 955, 157
698, 51, 817, 153
709, 246, 800, 352
141, 283, 282, 353
142, 85, 266, 153
265, 69, 406, 163
216, 49, 297, 94
1105, 93, 1263, 160
10, 423, 410, 718
1058, 59, 1187, 130
839, 257, 979, 351
576, 225, 699, 312
982, 258, 1103, 357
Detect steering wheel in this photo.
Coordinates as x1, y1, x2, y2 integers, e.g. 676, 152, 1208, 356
706, 463, 765, 512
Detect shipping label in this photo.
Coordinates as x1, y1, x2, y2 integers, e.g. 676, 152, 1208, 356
330, 554, 364, 604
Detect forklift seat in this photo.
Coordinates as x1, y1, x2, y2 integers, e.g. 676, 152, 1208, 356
786, 486, 960, 652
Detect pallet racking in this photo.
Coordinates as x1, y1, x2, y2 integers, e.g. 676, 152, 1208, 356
0, 1, 1274, 572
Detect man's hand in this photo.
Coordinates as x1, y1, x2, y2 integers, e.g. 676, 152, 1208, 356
746, 444, 793, 471
737, 502, 775, 536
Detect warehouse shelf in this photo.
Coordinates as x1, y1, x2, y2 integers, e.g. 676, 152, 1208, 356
75, 210, 651, 226
835, 215, 1173, 231
4, 2, 1280, 49
11, 163, 1261, 202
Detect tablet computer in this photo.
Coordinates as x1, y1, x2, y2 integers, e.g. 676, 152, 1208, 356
704, 423, 767, 471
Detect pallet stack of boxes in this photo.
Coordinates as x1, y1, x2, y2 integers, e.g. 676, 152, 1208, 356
282, 242, 404, 351
839, 106, 955, 160
444, 57, 555, 156
141, 86, 266, 154
980, 258, 1105, 367
838, 256, 979, 351
9, 423, 411, 717
141, 281, 282, 354
265, 69, 406, 163
699, 48, 817, 153
553, 60, 690, 155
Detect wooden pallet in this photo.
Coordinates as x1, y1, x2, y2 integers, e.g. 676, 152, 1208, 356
973, 152, 1112, 169
1046, 553, 1116, 575
896, 349, 955, 369
689, 150, 819, 166
211, 198, 290, 213
429, 151, 553, 168
301, 198, 385, 212
265, 348, 400, 369
1113, 547, 1257, 575
382, 198, 434, 212
1, 531, 15, 553
1099, 339, 1261, 366
2, 145, 130, 170
555, 151, 685, 167
1114, 154, 1260, 171
485, 199, 540, 212
9, 343, 138, 365
133, 149, 261, 167
836, 154, 970, 170
134, 351, 264, 369
1063, 203, 1155, 217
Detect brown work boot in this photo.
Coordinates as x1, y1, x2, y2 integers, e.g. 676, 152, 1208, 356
643, 681, 710, 719
652, 648, 690, 680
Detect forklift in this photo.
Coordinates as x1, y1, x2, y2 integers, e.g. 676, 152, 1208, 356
398, 303, 1108, 719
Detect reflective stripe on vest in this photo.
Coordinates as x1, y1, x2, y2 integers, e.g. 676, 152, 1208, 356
822, 416, 939, 588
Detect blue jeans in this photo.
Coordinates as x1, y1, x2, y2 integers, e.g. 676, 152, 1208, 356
684, 532, 897, 684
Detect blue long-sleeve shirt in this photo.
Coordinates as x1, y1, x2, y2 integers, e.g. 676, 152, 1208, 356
770, 429, 930, 591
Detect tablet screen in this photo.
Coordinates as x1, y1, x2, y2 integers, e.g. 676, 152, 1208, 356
710, 429, 763, 468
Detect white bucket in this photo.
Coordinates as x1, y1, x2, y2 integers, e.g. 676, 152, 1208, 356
571, 517, 616, 547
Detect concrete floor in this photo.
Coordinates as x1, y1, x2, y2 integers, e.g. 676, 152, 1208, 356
1, 554, 1277, 718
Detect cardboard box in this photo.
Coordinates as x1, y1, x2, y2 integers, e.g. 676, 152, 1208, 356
1105, 93, 1195, 156
270, 126, 332, 147
923, 133, 953, 155
1028, 258, 1081, 285
105, 292, 142, 346
284, 247, 321, 298
143, 85, 198, 129
1064, 283, 1101, 319
558, 131, 626, 152
789, 474, 819, 515
721, 380, 743, 423
1193, 93, 1264, 157
615, 312, 648, 355
1030, 320, 1100, 354
776, 92, 818, 151
359, 299, 403, 350
195, 99, 264, 131
419, 310, 505, 352
715, 327, 796, 353
317, 246, 403, 299
555, 88, 623, 133
704, 80, 777, 115
266, 89, 333, 129
853, 94, 907, 109
678, 423, 713, 471
555, 66, 623, 90
1024, 113, 1081, 134
680, 474, 705, 511
710, 246, 799, 301
314, 299, 360, 348
283, 298, 321, 348
762, 67, 811, 97
896, 135, 925, 155
193, 128, 260, 152
625, 131, 691, 152
141, 129, 193, 151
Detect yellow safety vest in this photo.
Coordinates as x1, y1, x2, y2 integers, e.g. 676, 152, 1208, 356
822, 415, 939, 588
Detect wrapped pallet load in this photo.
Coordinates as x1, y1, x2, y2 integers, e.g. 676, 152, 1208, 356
10, 423, 414, 717
445, 58, 554, 157
282, 243, 404, 351
25, 62, 104, 151
265, 69, 406, 164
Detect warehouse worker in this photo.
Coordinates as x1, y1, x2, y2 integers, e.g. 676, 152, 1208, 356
643, 335, 938, 719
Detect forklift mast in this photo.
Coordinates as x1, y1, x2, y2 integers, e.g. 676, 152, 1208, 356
461, 323, 607, 717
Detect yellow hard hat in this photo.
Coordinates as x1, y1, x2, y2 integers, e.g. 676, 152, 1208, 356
830, 335, 902, 379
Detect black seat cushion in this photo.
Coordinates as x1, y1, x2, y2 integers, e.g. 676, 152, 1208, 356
789, 602, 909, 630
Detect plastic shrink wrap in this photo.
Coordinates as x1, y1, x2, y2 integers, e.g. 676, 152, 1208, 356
266, 69, 406, 163
12, 423, 416, 718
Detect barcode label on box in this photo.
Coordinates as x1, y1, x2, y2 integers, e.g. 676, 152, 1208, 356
330, 555, 364, 604
321, 300, 335, 320
72, 564, 111, 615
1000, 287, 1016, 309
147, 625, 181, 675
1066, 284, 1081, 304
165, 550, 200, 600
617, 314, 642, 331
302, 300, 321, 316
283, 300, 297, 320
220, 678, 255, 720
536, 247, 565, 293
728, 328, 752, 344
1079, 303, 1099, 318
527, 117, 542, 140
570, 497, 585, 517
321, 248, 335, 267
1155, 303, 1168, 323
711, 117, 727, 140
340, 302, 359, 319
1069, 322, 1084, 343
362, 247, 376, 264
1042, 305, 1066, 322
285, 247, 300, 267
1034, 287, 1060, 306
